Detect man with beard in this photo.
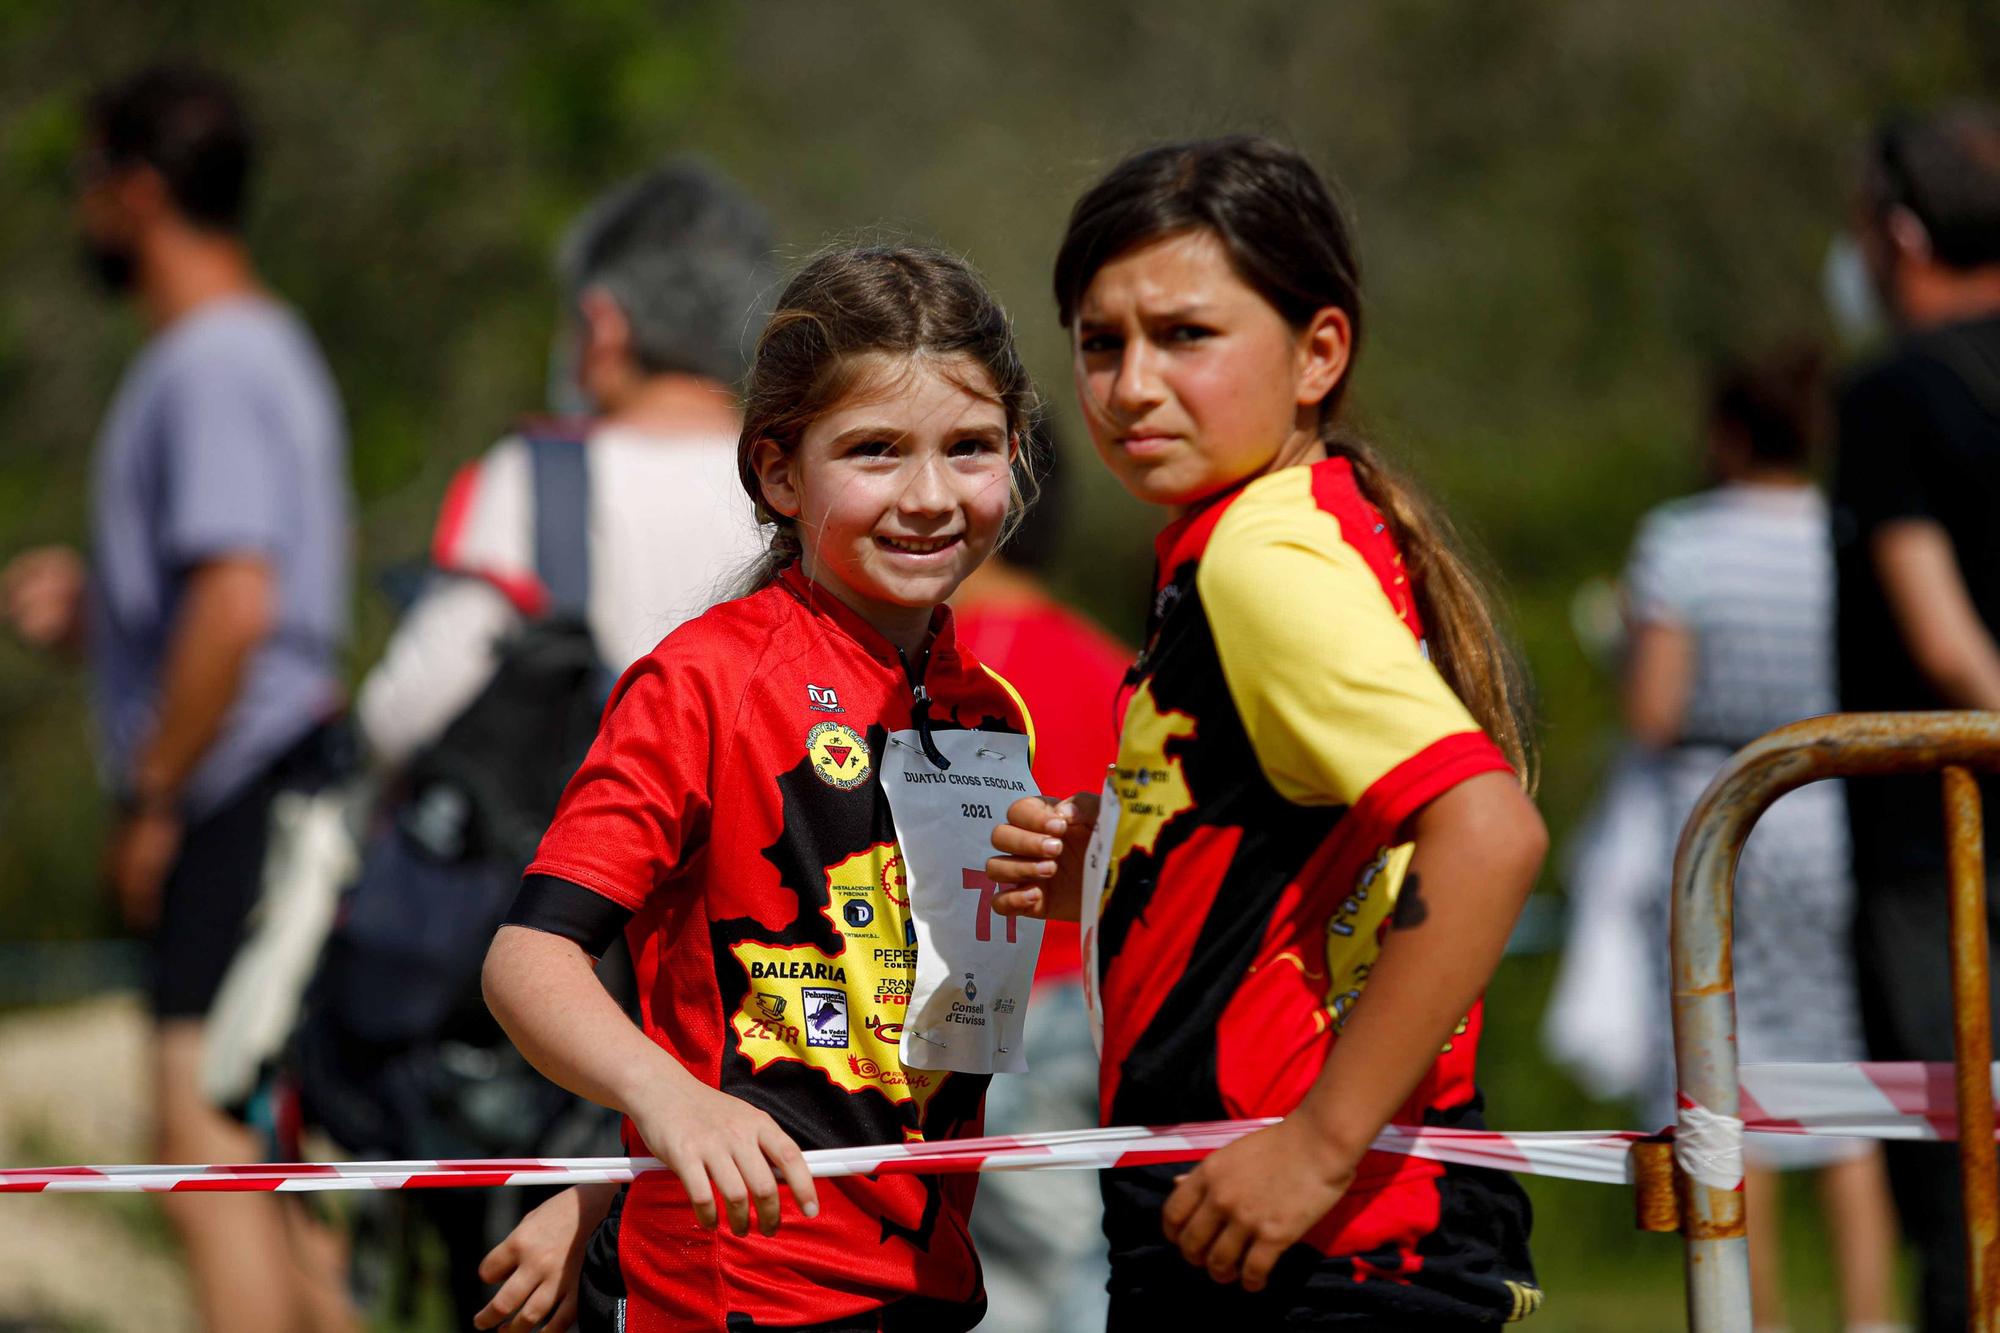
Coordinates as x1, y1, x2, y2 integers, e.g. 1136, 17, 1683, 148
1, 66, 355, 1332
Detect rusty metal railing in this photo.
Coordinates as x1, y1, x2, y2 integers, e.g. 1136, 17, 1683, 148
1667, 711, 2000, 1331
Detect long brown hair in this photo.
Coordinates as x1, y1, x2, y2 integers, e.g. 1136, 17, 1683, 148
734, 244, 1040, 592
1054, 137, 1536, 785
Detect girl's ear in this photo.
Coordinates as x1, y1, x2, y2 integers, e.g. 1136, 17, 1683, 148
1295, 307, 1353, 410
750, 437, 802, 519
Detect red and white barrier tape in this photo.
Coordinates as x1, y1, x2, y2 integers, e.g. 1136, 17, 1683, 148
0, 1061, 1985, 1196
1741, 1058, 1998, 1141
0, 1120, 1280, 1195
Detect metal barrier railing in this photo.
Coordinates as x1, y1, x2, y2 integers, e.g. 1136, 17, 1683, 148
1665, 712, 2000, 1330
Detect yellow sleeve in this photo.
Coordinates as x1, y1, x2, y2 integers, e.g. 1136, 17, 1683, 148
1197, 473, 1488, 810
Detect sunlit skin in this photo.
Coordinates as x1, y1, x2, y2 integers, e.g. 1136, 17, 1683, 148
753, 353, 1016, 657
1072, 229, 1350, 513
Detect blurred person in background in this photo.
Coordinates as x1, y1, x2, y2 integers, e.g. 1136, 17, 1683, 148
1832, 101, 2000, 1333
953, 434, 1128, 1333
0, 66, 357, 1331
357, 158, 769, 763
1620, 350, 1897, 1332
344, 159, 769, 1325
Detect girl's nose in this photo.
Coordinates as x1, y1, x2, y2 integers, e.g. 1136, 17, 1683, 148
899, 453, 953, 513
1108, 340, 1167, 417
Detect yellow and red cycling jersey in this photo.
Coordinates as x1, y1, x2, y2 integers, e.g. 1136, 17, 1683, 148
1098, 456, 1540, 1323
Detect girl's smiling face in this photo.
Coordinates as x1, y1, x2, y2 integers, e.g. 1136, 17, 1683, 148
1072, 228, 1351, 511
754, 352, 1015, 649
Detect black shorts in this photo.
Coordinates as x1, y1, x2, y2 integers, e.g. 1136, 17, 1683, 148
1101, 1157, 1537, 1331
151, 724, 345, 1019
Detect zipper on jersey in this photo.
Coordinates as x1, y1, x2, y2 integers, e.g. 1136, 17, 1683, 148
897, 645, 951, 770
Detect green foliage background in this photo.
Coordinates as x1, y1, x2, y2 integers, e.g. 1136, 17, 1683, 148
0, 2, 1994, 1325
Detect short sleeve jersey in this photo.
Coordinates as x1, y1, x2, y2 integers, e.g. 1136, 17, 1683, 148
87, 295, 350, 816
525, 565, 1032, 1332
1096, 458, 1539, 1322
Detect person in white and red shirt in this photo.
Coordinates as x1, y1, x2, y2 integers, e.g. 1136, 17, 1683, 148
351, 159, 770, 1329
358, 160, 770, 764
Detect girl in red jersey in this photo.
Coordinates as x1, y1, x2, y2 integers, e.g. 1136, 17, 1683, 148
479, 245, 1043, 1333
989, 137, 1550, 1328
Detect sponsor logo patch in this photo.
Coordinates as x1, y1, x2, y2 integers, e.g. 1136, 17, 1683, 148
880, 852, 908, 906
803, 986, 849, 1048
807, 721, 871, 790
807, 683, 844, 713
846, 1053, 928, 1087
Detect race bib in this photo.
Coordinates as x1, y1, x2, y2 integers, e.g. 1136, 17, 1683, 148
1079, 772, 1120, 1057
880, 728, 1042, 1073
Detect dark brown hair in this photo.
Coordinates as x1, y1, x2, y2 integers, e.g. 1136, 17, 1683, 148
1055, 136, 1535, 784
1707, 345, 1826, 471
735, 245, 1039, 591
1867, 102, 2000, 271
86, 65, 252, 232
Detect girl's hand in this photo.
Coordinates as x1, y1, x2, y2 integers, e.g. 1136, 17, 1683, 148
1161, 1116, 1360, 1293
987, 792, 1100, 923
473, 1183, 615, 1331
628, 1079, 820, 1236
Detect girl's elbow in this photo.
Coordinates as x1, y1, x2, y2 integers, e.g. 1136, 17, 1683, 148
1512, 807, 1550, 884
481, 927, 520, 1021
1484, 787, 1547, 893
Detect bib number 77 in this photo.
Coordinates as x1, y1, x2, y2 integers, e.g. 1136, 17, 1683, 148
962, 868, 1018, 943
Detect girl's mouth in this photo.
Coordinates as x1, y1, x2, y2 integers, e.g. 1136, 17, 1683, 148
876, 534, 961, 555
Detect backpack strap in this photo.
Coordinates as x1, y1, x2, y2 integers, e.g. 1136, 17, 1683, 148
525, 434, 591, 617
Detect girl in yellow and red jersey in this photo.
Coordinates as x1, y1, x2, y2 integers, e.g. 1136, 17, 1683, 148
990, 137, 1549, 1328
479, 246, 1043, 1333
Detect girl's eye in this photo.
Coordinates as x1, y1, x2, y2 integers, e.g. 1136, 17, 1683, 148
1165, 323, 1215, 345
1078, 332, 1121, 355
848, 439, 895, 458
948, 436, 999, 457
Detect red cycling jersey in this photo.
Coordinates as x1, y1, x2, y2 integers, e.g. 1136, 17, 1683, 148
525, 564, 1032, 1332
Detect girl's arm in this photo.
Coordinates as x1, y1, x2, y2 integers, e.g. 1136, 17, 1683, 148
482, 925, 819, 1236
473, 1181, 618, 1332
1163, 771, 1545, 1293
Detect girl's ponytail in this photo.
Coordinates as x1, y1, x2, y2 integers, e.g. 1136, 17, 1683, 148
1327, 437, 1536, 788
